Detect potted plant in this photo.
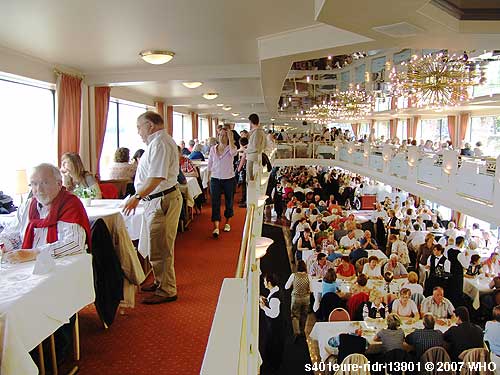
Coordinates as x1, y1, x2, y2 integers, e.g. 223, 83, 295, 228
73, 185, 97, 207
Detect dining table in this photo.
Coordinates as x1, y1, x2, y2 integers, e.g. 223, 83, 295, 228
310, 318, 453, 361
0, 254, 94, 375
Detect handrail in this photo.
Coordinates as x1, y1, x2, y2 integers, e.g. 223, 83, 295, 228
235, 203, 255, 278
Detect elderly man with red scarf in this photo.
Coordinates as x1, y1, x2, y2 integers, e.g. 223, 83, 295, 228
0, 163, 90, 263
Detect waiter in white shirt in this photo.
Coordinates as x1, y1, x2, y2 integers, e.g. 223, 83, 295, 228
123, 111, 182, 304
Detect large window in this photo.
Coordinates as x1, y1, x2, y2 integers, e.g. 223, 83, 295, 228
397, 119, 408, 141
465, 116, 500, 157
416, 118, 449, 143
0, 76, 56, 196
172, 111, 192, 145
374, 121, 389, 139
198, 117, 209, 141
100, 98, 149, 178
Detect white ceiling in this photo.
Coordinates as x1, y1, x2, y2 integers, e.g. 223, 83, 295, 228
1, 0, 500, 125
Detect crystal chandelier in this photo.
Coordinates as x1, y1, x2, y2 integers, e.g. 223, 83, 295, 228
389, 53, 485, 109
297, 89, 373, 124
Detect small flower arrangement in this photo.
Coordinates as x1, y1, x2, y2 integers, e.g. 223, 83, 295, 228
73, 185, 97, 199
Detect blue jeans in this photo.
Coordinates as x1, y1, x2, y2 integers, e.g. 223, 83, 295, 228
210, 177, 235, 222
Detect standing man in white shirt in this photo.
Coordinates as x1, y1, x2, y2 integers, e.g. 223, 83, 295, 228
123, 111, 182, 304
339, 230, 360, 252
246, 113, 267, 181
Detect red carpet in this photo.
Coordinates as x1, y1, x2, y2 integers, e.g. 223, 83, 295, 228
78, 194, 246, 374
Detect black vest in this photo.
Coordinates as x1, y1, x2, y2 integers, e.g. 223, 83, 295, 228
429, 254, 449, 279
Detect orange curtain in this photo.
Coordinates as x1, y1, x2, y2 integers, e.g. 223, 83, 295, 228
166, 105, 174, 136
57, 73, 82, 164
351, 123, 359, 138
94, 86, 111, 177
155, 101, 165, 119
390, 96, 397, 110
389, 119, 397, 139
191, 112, 198, 140
447, 115, 457, 146
411, 116, 419, 140
406, 118, 411, 140
459, 113, 470, 145
208, 115, 213, 137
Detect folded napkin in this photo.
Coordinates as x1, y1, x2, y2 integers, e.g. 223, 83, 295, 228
32, 251, 56, 275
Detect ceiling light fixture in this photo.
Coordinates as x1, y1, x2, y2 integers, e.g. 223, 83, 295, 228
223, 106, 232, 111
231, 113, 240, 116
270, 118, 275, 121
216, 103, 224, 107
139, 50, 175, 65
202, 92, 219, 100
182, 82, 203, 89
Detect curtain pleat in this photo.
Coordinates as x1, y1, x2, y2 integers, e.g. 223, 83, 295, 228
57, 73, 82, 164
447, 115, 457, 146
166, 105, 174, 136
191, 112, 198, 140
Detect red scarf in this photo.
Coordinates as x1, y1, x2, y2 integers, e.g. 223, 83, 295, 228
22, 188, 92, 251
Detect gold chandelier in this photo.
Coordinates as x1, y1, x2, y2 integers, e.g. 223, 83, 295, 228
389, 53, 485, 109
297, 89, 373, 124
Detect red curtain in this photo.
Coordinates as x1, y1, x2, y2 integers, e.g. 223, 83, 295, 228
191, 112, 198, 140
411, 116, 419, 140
389, 119, 397, 139
155, 101, 165, 119
57, 73, 82, 164
459, 113, 470, 145
166, 105, 174, 136
351, 123, 359, 138
208, 115, 213, 137
406, 118, 411, 140
94, 86, 111, 177
447, 115, 457, 146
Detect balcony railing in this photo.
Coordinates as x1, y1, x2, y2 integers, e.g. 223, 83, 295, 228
274, 140, 500, 226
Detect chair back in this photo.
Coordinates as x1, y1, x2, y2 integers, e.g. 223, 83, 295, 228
328, 307, 350, 322
384, 349, 414, 375
99, 183, 119, 199
355, 257, 369, 275
334, 353, 370, 375
338, 333, 367, 364
410, 292, 425, 308
316, 292, 342, 322
420, 347, 452, 375
459, 348, 494, 375
347, 292, 369, 320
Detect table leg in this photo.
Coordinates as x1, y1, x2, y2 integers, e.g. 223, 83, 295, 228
73, 313, 80, 361
49, 334, 58, 375
38, 343, 46, 375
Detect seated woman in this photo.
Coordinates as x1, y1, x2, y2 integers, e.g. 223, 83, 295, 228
188, 144, 205, 161
373, 313, 405, 352
322, 268, 339, 295
483, 252, 500, 277
363, 290, 388, 319
362, 256, 382, 279
336, 256, 356, 280
322, 232, 338, 253
60, 152, 102, 198
108, 147, 136, 181
391, 288, 419, 318
465, 254, 483, 278
179, 147, 199, 178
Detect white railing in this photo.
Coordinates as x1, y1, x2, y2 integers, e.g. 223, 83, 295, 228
201, 152, 271, 375
274, 140, 500, 226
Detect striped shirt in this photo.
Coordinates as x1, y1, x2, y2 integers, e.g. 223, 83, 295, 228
0, 200, 86, 258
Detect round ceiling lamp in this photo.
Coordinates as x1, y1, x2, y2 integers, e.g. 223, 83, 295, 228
202, 92, 218, 100
231, 113, 240, 116
216, 103, 224, 107
182, 82, 203, 89
222, 106, 232, 111
139, 50, 175, 65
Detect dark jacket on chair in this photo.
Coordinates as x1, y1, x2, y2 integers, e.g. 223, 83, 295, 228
91, 218, 124, 327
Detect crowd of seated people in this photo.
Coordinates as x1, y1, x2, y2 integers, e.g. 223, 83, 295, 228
264, 164, 500, 367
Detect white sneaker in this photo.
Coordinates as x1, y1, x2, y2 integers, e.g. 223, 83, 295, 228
212, 228, 219, 238
224, 224, 231, 232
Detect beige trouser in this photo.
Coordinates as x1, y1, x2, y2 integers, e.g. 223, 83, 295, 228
149, 189, 182, 297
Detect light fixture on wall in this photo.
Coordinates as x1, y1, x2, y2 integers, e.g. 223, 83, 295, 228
139, 50, 175, 65
255, 237, 274, 259
182, 82, 203, 89
202, 93, 219, 100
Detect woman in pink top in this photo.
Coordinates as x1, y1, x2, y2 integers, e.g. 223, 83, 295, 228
207, 128, 238, 238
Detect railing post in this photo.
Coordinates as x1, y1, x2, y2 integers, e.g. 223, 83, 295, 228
382, 144, 392, 175
493, 155, 500, 212
363, 142, 370, 168
442, 150, 458, 194
407, 145, 418, 185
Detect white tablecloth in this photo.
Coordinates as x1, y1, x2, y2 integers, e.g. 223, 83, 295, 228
463, 275, 492, 309
310, 319, 451, 361
0, 254, 94, 375
200, 166, 209, 189
179, 177, 202, 208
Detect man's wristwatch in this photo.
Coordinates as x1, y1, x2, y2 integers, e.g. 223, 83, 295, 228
134, 194, 142, 200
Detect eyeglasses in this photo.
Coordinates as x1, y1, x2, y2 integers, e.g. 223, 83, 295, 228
29, 181, 54, 188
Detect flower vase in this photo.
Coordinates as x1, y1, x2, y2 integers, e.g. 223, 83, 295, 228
81, 197, 92, 207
